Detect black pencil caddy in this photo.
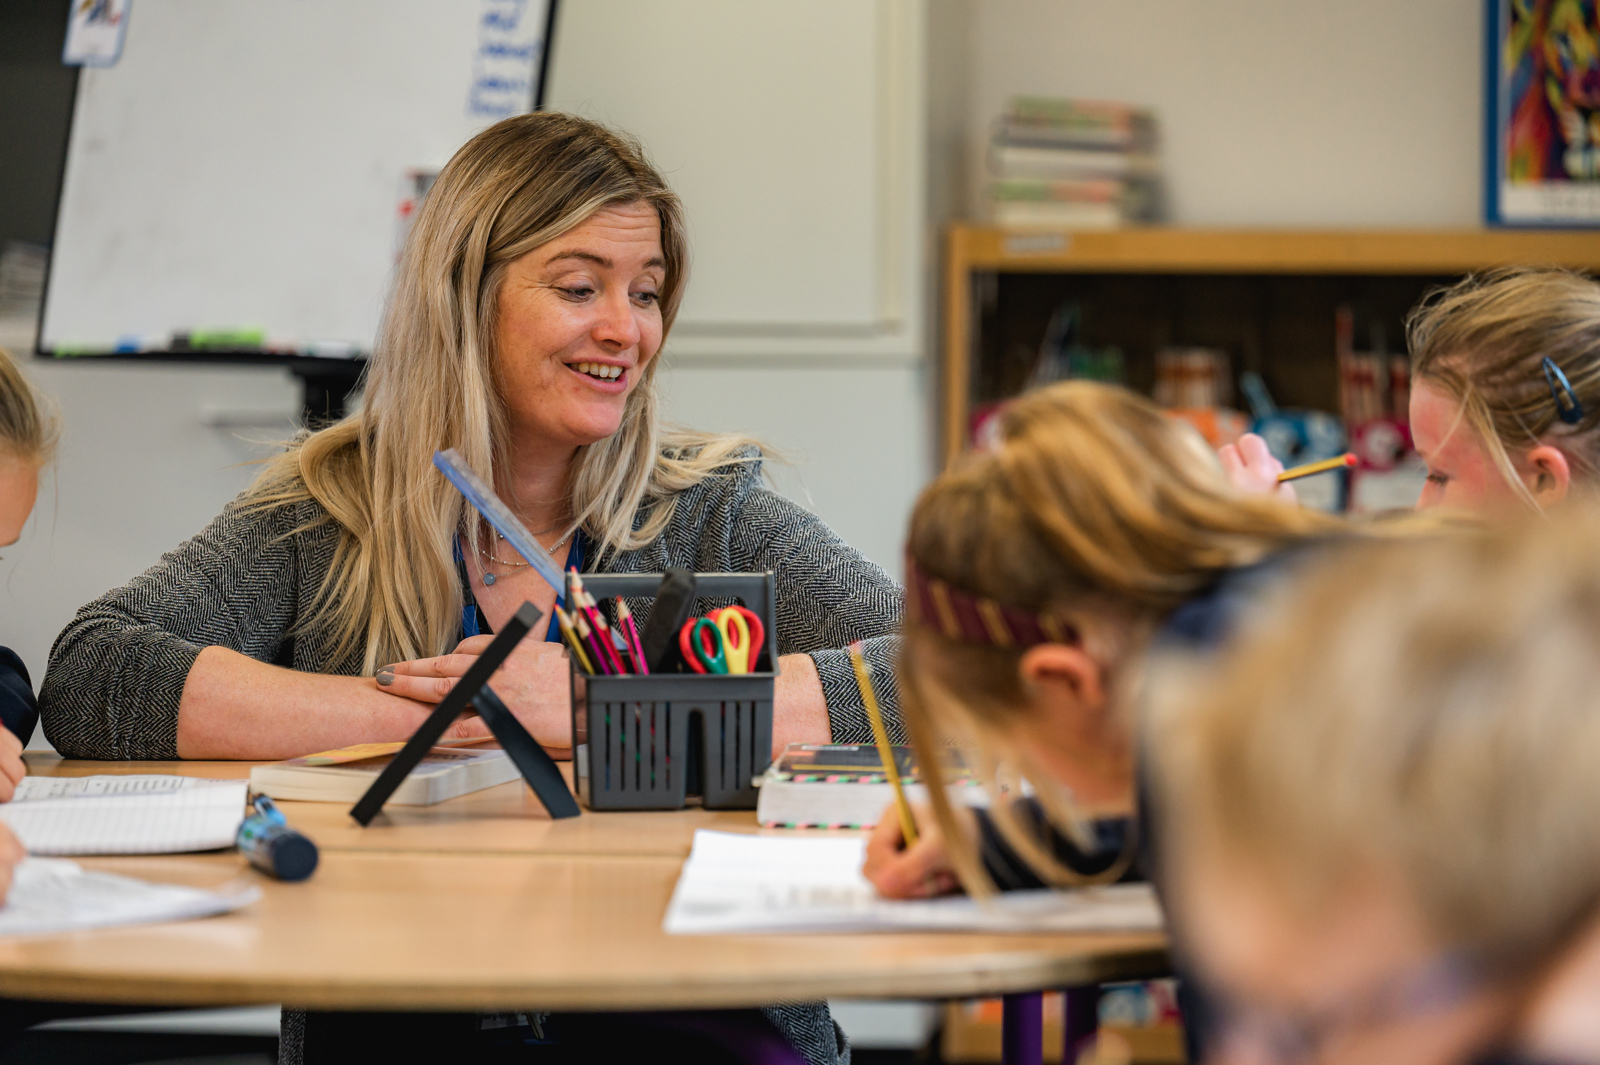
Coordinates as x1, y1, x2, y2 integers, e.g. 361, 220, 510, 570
566, 571, 777, 811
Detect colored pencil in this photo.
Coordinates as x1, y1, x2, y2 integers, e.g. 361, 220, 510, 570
572, 611, 613, 674
1278, 452, 1357, 482
569, 572, 627, 674
556, 607, 596, 675
848, 641, 917, 848
615, 599, 649, 674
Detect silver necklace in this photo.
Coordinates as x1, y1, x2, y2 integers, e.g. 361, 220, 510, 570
478, 527, 573, 585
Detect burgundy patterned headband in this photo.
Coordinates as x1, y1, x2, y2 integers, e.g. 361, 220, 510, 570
905, 559, 1076, 649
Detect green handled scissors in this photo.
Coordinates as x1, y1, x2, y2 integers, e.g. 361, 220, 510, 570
678, 617, 728, 674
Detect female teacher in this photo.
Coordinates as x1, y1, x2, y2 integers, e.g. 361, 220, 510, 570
40, 113, 901, 764
39, 114, 897, 1064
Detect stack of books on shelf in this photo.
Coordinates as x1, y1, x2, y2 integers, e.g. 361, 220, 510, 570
986, 96, 1162, 230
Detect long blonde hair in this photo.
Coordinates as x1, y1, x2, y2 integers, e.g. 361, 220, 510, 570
1408, 266, 1600, 507
243, 112, 758, 672
1148, 504, 1600, 964
901, 382, 1348, 896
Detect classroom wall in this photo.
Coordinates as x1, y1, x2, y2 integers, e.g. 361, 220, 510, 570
967, 0, 1484, 226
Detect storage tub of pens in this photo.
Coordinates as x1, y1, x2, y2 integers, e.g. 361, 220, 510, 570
562, 570, 777, 811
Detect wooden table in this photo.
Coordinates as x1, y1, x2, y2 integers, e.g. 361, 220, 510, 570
14, 756, 1170, 1063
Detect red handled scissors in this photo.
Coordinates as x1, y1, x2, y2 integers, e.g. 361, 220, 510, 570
679, 617, 727, 674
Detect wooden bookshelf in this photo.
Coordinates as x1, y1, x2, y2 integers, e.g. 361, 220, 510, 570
942, 225, 1600, 466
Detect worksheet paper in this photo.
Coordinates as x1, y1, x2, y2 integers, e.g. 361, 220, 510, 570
663, 830, 1165, 935
0, 858, 259, 938
0, 776, 249, 855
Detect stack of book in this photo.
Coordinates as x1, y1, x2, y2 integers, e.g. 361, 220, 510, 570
986, 96, 1162, 230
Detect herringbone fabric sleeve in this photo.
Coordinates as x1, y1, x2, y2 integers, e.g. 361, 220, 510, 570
639, 454, 907, 745
40, 498, 309, 759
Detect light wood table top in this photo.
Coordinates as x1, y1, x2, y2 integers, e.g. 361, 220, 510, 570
0, 850, 1167, 1011
11, 755, 1170, 1010
24, 755, 756, 859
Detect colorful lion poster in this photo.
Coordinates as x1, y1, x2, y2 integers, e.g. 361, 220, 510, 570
1488, 0, 1600, 225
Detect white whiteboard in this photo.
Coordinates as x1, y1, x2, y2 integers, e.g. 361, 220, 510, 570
41, 0, 552, 356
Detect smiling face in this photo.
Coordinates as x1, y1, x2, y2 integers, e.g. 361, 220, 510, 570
493, 202, 666, 457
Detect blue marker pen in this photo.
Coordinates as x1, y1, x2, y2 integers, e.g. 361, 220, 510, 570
237, 795, 319, 882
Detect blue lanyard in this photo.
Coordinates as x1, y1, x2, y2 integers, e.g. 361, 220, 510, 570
455, 530, 585, 643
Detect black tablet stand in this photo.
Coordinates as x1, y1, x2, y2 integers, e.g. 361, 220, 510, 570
349, 601, 580, 825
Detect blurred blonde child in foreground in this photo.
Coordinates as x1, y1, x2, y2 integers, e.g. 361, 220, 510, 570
1149, 506, 1600, 1065
0, 348, 57, 896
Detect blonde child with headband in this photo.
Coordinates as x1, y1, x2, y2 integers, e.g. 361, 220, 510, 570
865, 379, 1347, 899
863, 379, 1374, 1056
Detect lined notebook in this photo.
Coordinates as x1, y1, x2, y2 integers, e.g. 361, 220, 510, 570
663, 829, 1164, 935
0, 857, 259, 938
0, 776, 249, 855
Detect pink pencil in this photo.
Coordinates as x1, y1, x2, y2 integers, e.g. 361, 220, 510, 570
571, 611, 613, 674
616, 598, 650, 675
570, 571, 627, 674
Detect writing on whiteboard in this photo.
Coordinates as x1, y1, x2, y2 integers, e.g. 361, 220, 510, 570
469, 0, 544, 119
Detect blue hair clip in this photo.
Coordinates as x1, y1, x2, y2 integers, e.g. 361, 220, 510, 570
1543, 356, 1585, 426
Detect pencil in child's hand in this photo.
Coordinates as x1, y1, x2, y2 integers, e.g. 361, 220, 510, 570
848, 641, 917, 848
1278, 452, 1357, 483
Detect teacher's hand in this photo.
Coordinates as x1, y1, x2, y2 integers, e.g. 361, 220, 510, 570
375, 635, 574, 755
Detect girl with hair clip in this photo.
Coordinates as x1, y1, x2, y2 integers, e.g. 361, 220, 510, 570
1409, 266, 1600, 514
1146, 504, 1600, 1065
862, 379, 1370, 1056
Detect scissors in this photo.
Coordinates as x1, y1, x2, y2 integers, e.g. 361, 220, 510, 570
711, 605, 765, 674
678, 617, 727, 674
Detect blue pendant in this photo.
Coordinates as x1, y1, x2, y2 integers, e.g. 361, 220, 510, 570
483, 572, 496, 586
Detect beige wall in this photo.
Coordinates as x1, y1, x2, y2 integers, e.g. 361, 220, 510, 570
966, 0, 1483, 226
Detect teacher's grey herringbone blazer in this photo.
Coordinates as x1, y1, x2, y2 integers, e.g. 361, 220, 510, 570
40, 450, 902, 1065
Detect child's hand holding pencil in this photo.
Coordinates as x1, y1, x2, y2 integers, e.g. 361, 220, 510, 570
862, 802, 963, 900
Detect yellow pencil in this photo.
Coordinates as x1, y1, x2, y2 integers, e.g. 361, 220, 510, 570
1278, 452, 1356, 482
557, 607, 596, 675
848, 642, 918, 848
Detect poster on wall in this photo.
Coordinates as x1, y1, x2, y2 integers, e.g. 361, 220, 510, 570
1486, 0, 1600, 226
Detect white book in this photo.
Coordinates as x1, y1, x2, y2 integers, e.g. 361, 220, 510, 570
0, 857, 259, 938
990, 143, 1160, 180
249, 745, 520, 805
0, 775, 249, 856
991, 200, 1123, 230
755, 744, 987, 829
663, 830, 1164, 935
